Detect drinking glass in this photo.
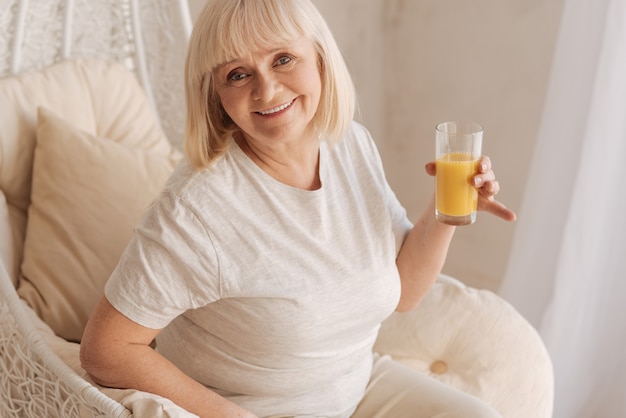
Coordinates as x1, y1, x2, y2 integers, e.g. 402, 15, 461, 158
435, 121, 483, 225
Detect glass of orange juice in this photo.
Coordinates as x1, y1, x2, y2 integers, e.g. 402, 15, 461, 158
435, 121, 483, 225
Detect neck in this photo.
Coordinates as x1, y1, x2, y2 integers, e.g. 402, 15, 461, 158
235, 132, 321, 191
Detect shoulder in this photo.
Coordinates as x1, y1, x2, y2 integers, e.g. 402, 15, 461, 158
340, 121, 378, 154
152, 142, 265, 228
344, 120, 373, 143
163, 143, 242, 202
332, 121, 383, 168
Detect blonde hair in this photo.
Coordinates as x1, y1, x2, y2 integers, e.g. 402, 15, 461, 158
184, 0, 356, 169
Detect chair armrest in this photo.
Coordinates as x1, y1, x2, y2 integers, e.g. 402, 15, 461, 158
21, 300, 200, 418
1, 257, 194, 418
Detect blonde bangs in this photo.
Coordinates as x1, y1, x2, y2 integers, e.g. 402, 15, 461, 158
209, 0, 312, 72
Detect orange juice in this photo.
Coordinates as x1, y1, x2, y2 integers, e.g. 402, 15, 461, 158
436, 152, 479, 220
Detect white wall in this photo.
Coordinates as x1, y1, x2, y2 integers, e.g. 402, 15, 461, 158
187, 0, 564, 290
380, 0, 563, 290
312, 0, 386, 142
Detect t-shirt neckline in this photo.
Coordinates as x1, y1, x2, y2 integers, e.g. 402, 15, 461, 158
229, 136, 327, 195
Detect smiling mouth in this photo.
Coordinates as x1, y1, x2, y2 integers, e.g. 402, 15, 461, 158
256, 99, 295, 115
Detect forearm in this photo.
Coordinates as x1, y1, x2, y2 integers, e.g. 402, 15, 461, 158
395, 195, 455, 311
83, 343, 255, 418
80, 296, 257, 418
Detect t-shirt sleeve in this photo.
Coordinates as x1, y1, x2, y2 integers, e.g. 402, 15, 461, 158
105, 192, 220, 329
351, 122, 413, 254
387, 186, 413, 255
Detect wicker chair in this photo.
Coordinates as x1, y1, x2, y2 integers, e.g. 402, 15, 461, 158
0, 1, 554, 417
0, 1, 190, 416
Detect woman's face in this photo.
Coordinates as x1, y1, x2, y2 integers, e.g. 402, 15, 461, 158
213, 36, 322, 149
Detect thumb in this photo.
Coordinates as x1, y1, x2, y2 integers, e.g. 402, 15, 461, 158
425, 161, 436, 176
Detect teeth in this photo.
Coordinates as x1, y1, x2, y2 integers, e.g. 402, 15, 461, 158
258, 100, 293, 115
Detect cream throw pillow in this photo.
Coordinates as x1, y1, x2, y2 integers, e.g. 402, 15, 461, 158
374, 274, 554, 418
18, 107, 181, 342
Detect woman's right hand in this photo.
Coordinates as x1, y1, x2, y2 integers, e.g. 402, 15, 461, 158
425, 157, 516, 222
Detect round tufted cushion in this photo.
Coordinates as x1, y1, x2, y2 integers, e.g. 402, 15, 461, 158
373, 274, 554, 418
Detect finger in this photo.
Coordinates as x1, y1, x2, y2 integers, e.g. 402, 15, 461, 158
425, 161, 436, 176
478, 198, 517, 222
473, 173, 496, 188
478, 156, 492, 173
479, 180, 500, 197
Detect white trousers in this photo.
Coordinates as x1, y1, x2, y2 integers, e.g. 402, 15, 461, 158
267, 355, 502, 418
350, 354, 502, 418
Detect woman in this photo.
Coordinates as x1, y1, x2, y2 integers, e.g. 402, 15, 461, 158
81, 0, 516, 417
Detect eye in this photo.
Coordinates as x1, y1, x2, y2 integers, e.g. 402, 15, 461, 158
275, 55, 293, 66
227, 69, 248, 83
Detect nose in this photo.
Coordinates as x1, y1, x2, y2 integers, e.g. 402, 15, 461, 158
252, 72, 279, 103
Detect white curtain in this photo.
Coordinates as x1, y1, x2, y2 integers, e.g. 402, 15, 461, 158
499, 0, 626, 416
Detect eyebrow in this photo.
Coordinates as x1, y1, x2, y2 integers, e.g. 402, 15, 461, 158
215, 57, 243, 70
215, 46, 292, 71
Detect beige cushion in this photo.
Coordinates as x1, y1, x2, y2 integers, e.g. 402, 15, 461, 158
0, 191, 19, 284
17, 107, 181, 342
374, 274, 554, 418
0, 58, 175, 288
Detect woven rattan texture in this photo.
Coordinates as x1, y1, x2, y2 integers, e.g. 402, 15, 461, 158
0, 298, 108, 417
0, 0, 190, 148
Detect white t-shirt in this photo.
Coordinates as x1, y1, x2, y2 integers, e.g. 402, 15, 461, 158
105, 121, 413, 418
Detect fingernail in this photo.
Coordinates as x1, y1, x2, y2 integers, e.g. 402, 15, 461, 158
474, 177, 482, 186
